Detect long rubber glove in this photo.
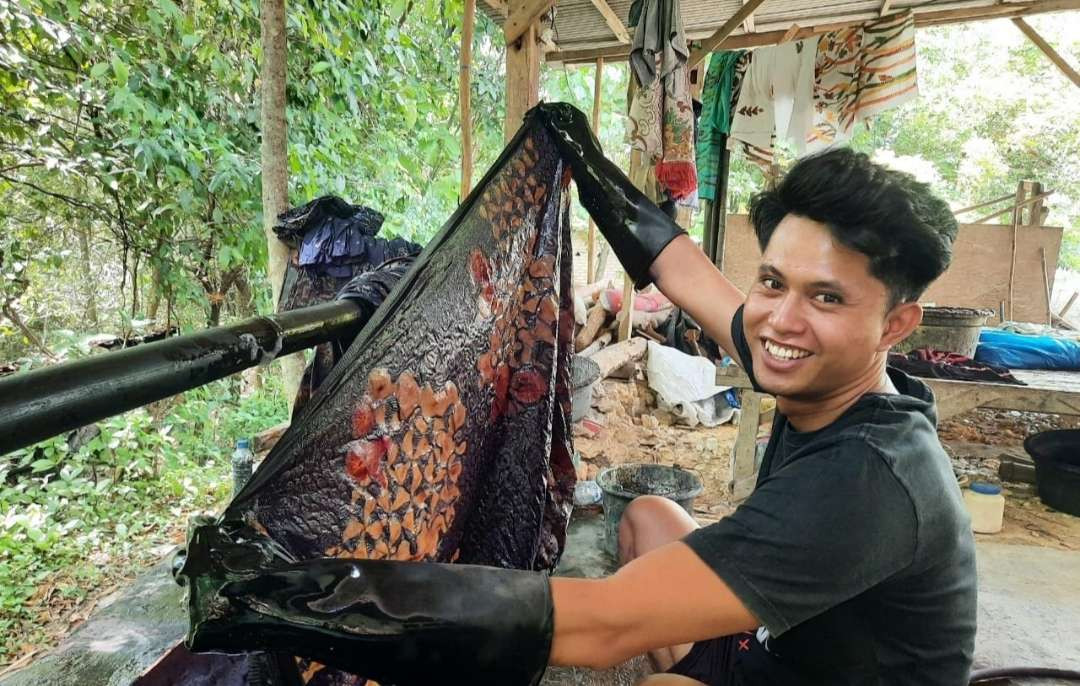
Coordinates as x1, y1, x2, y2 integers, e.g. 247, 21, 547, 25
174, 519, 553, 686
537, 102, 687, 289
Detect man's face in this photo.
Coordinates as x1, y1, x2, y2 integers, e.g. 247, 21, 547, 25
742, 214, 895, 400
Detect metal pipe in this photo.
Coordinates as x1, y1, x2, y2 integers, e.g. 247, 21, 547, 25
0, 300, 366, 456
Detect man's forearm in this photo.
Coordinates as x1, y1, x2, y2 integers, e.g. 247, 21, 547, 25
649, 235, 745, 360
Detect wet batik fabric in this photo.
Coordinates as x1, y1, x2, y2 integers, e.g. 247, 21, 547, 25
226, 121, 577, 685
807, 11, 917, 151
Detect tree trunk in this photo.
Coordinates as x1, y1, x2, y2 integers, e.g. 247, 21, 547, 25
77, 226, 100, 330
260, 0, 305, 408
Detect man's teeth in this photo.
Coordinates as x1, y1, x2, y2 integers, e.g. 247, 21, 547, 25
764, 339, 811, 360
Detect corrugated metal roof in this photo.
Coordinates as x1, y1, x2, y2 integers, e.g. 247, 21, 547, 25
478, 0, 1080, 63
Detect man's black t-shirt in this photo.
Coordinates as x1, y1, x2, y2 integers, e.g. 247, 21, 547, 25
683, 307, 977, 685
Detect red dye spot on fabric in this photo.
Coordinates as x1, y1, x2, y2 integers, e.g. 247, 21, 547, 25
491, 363, 511, 421
469, 249, 491, 286
345, 438, 387, 484
352, 403, 375, 437
509, 369, 547, 405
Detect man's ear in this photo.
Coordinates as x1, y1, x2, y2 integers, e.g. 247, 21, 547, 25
878, 302, 922, 352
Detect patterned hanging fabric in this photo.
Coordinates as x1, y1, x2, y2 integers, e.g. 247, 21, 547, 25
808, 11, 917, 151
695, 50, 745, 202
728, 38, 818, 169
626, 0, 697, 200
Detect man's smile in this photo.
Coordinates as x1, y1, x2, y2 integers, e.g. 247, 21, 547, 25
762, 337, 813, 362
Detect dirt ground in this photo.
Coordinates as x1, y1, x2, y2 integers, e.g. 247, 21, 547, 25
576, 376, 1080, 546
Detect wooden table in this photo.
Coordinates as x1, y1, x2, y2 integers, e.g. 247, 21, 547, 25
717, 366, 1080, 501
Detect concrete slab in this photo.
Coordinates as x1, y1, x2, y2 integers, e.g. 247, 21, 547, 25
542, 508, 653, 685
974, 542, 1080, 685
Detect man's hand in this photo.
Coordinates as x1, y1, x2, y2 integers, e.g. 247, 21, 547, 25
650, 235, 745, 360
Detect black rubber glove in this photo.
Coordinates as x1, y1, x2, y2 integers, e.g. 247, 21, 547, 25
536, 102, 687, 289
173, 519, 553, 686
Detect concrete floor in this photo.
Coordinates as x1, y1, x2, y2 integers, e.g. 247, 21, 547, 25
973, 543, 1080, 685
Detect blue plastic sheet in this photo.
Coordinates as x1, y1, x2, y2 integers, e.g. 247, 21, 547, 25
974, 329, 1080, 371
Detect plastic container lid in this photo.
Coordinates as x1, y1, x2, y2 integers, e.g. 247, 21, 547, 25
970, 481, 1002, 496
236, 438, 251, 450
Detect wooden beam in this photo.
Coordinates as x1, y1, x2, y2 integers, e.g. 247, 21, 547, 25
880, 0, 893, 17
587, 0, 630, 44
742, 0, 756, 33
481, 0, 507, 17
460, 0, 476, 201
505, 23, 540, 141
779, 23, 802, 44
504, 0, 556, 45
551, 0, 1080, 65
687, 0, 768, 68
1012, 17, 1080, 88
587, 57, 603, 282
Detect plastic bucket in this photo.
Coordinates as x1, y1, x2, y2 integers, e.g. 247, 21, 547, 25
595, 463, 704, 557
1024, 429, 1080, 518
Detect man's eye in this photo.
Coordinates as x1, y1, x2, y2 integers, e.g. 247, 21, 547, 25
814, 293, 842, 304
761, 277, 781, 290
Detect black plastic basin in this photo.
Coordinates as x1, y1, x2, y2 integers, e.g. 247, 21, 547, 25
1024, 429, 1080, 518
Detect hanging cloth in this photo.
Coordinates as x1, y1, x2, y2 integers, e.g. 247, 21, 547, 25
728, 38, 818, 168
696, 50, 745, 202
808, 11, 917, 151
627, 0, 697, 200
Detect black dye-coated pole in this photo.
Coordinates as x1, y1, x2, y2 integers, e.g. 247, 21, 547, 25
0, 300, 366, 456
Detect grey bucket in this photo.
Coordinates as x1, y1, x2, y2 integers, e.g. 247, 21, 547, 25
595, 463, 704, 558
570, 356, 601, 422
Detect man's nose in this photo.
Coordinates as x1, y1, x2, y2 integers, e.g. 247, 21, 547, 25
767, 292, 805, 335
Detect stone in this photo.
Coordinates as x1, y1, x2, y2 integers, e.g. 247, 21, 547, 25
640, 414, 660, 430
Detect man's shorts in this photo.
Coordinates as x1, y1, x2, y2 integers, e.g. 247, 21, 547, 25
666, 632, 755, 686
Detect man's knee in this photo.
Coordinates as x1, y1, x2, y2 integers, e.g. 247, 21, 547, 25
618, 495, 698, 564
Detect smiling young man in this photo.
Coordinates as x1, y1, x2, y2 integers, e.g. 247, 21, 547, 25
548, 147, 977, 685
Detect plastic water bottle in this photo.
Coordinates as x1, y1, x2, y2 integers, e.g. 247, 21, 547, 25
963, 482, 1004, 534
232, 438, 254, 495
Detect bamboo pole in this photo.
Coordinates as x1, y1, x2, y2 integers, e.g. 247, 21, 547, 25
971, 189, 1053, 224
587, 57, 604, 282
953, 192, 1015, 216
460, 0, 476, 200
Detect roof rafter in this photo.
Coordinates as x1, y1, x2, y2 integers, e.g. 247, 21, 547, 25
587, 0, 630, 43
1012, 17, 1080, 87
481, 0, 508, 17
505, 0, 557, 44
687, 0, 768, 68
550, 0, 1080, 65
742, 0, 756, 33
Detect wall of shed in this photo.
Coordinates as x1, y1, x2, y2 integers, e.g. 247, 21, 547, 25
721, 215, 1063, 324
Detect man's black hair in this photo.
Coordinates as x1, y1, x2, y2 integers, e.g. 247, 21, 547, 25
748, 147, 957, 307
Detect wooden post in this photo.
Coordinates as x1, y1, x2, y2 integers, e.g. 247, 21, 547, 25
460, 0, 476, 200
505, 24, 540, 141
1040, 246, 1053, 325
618, 273, 634, 341
1007, 181, 1027, 320
731, 390, 762, 501
587, 57, 604, 282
